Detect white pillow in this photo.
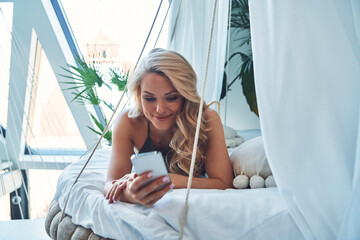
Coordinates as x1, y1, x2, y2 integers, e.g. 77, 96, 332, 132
223, 125, 238, 139
223, 125, 244, 148
230, 136, 272, 178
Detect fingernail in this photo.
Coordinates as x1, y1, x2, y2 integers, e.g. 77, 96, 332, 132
112, 196, 115, 201
147, 172, 153, 178
169, 183, 175, 189
162, 176, 168, 183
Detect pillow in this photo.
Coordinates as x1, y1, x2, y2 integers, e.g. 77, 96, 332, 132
223, 125, 244, 148
230, 136, 272, 179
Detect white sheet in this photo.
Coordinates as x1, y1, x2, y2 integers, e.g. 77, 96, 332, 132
55, 147, 303, 239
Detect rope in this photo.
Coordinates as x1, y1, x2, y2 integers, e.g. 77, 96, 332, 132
153, 0, 172, 48
179, 0, 218, 238
224, 0, 233, 125
135, 0, 164, 69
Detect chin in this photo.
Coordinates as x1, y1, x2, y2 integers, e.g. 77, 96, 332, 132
152, 121, 174, 131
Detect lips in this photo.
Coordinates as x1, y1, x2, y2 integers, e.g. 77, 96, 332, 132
154, 115, 171, 121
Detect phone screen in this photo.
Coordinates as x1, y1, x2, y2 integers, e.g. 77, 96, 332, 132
131, 151, 170, 188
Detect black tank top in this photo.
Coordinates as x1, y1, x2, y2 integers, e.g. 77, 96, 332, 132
138, 122, 171, 171
138, 121, 156, 153
138, 122, 205, 176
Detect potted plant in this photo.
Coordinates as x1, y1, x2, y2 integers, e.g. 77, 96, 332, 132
60, 55, 129, 144
220, 0, 258, 116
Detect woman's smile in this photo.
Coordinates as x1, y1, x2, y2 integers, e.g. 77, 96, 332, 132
140, 73, 183, 131
154, 115, 172, 121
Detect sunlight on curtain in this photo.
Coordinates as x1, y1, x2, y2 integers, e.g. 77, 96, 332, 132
167, 0, 229, 103
249, 0, 360, 239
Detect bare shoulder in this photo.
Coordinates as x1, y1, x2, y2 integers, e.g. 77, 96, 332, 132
113, 109, 143, 137
205, 109, 222, 127
204, 108, 225, 140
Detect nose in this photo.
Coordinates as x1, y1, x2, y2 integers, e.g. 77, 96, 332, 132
156, 100, 166, 114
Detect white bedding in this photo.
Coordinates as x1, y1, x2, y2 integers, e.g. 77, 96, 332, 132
55, 147, 303, 240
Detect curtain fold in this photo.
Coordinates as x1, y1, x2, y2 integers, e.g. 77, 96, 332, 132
249, 0, 360, 239
167, 0, 229, 103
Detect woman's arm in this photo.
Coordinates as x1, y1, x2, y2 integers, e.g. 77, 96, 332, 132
104, 111, 174, 206
104, 110, 134, 200
170, 109, 234, 189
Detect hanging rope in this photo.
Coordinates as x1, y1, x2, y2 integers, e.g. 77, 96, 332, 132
153, 0, 173, 48
179, 0, 218, 238
135, 0, 164, 69
224, 0, 233, 125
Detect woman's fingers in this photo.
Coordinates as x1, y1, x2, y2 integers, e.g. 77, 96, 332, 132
106, 175, 133, 203
141, 182, 175, 207
108, 172, 174, 206
112, 181, 127, 202
107, 185, 116, 203
128, 171, 153, 193
130, 175, 174, 205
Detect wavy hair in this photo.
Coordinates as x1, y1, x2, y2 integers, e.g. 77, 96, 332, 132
128, 48, 209, 177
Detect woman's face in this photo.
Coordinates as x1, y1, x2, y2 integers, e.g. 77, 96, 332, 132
140, 73, 184, 132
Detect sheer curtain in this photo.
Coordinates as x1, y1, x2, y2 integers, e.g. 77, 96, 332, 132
249, 0, 360, 239
167, 0, 229, 103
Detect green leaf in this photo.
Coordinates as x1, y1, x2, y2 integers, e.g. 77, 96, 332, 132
221, 0, 257, 116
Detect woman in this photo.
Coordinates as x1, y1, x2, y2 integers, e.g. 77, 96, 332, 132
105, 48, 233, 207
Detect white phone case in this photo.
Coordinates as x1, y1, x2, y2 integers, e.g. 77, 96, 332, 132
131, 151, 170, 187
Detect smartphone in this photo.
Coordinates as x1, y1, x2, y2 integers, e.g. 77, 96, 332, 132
130, 151, 170, 189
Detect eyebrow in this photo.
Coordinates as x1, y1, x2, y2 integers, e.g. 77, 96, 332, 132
142, 90, 178, 96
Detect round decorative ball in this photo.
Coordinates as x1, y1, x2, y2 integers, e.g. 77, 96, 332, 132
233, 175, 249, 189
265, 175, 277, 188
249, 175, 265, 189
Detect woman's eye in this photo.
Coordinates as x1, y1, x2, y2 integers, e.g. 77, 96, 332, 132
167, 96, 178, 102
144, 97, 156, 102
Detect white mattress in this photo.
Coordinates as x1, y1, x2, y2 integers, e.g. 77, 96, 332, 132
55, 147, 303, 240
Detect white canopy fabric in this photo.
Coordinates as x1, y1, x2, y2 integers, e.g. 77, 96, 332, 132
249, 0, 360, 239
167, 0, 229, 103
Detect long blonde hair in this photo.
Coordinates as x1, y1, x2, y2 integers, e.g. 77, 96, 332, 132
128, 48, 209, 177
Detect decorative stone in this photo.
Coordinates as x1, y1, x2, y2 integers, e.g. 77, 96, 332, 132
265, 175, 277, 188
249, 175, 265, 189
233, 175, 249, 189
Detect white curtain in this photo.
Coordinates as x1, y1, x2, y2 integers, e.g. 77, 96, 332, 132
167, 0, 229, 103
249, 0, 360, 239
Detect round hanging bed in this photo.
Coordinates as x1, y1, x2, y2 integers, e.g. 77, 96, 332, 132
45, 147, 302, 240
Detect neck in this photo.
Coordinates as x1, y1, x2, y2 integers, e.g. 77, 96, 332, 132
149, 123, 173, 144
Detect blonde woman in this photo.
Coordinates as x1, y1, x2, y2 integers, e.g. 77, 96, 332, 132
105, 49, 233, 207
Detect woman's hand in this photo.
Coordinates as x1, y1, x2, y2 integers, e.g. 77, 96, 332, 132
122, 171, 175, 207
106, 173, 135, 203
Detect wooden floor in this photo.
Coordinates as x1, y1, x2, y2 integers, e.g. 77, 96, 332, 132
0, 218, 50, 240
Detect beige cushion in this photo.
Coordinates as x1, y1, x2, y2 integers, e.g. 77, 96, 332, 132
230, 136, 272, 178
57, 216, 77, 240
50, 211, 63, 240
46, 199, 110, 240
45, 202, 61, 236
71, 226, 92, 240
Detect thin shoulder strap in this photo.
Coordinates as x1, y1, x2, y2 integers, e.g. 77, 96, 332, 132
147, 121, 151, 136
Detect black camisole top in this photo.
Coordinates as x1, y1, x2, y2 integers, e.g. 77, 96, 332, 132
138, 121, 172, 171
